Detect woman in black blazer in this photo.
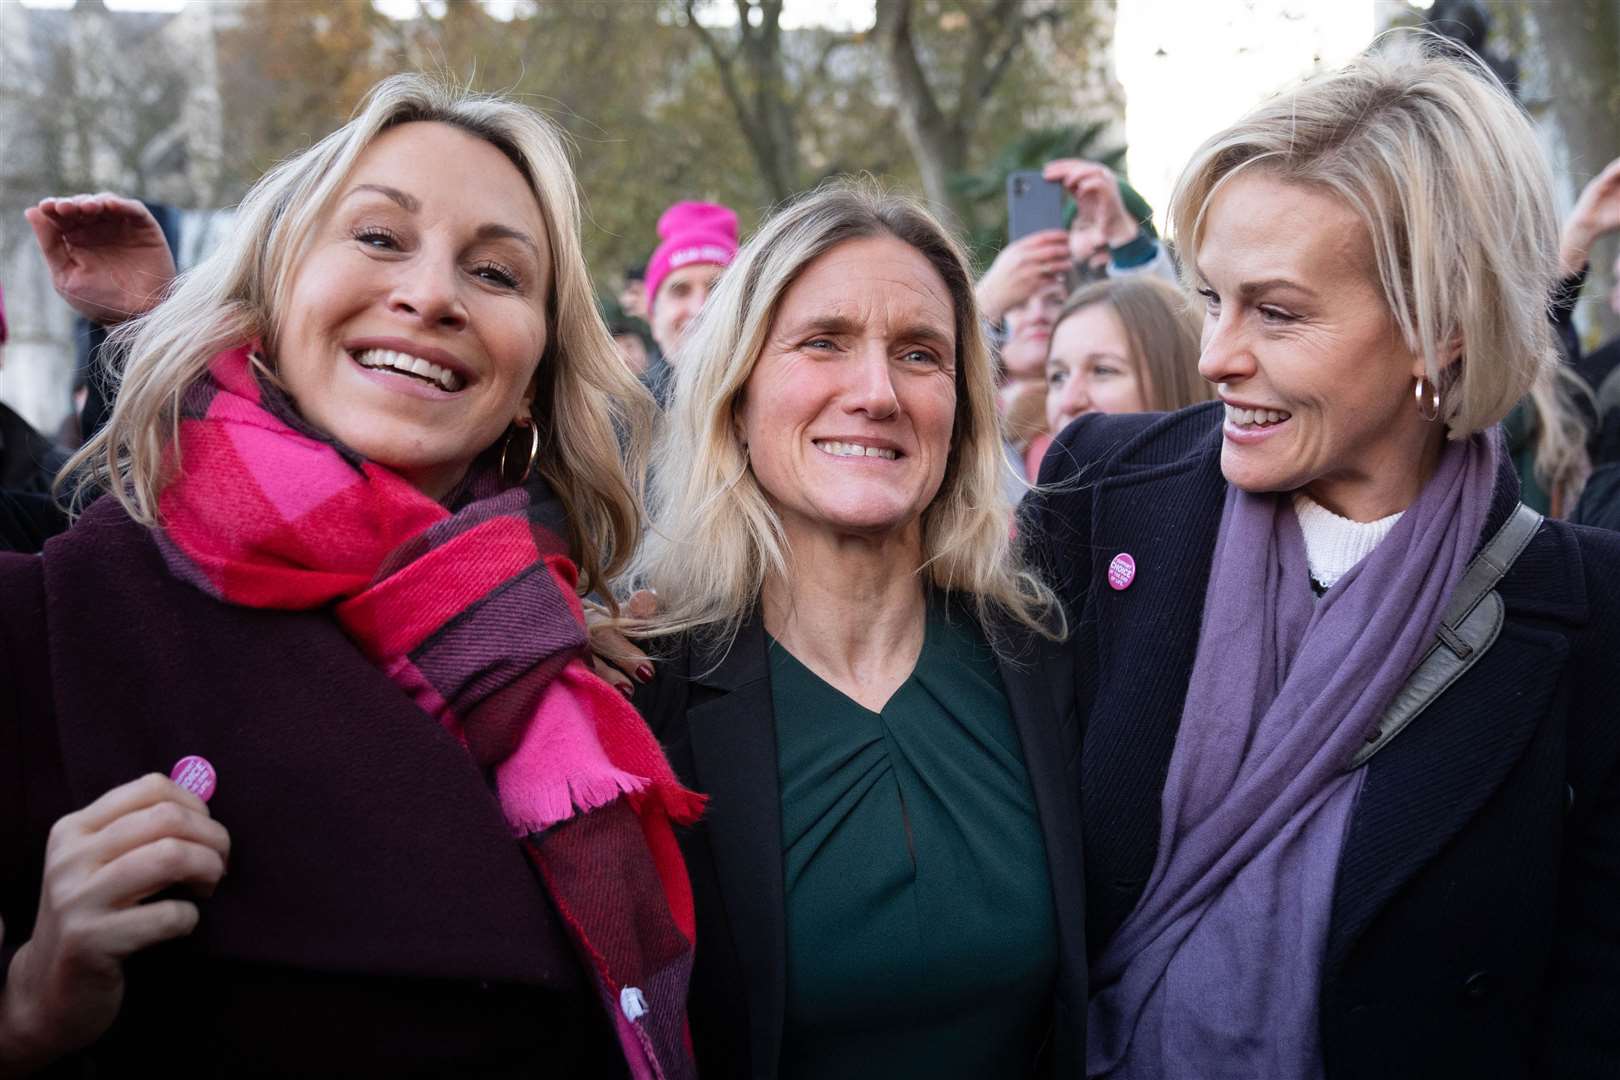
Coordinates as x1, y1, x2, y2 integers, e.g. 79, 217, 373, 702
622, 183, 1088, 1078
633, 610, 1084, 1079
1024, 40, 1620, 1078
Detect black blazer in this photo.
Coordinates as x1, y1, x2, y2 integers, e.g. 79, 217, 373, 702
634, 610, 1088, 1079
0, 500, 625, 1076
1027, 402, 1620, 1079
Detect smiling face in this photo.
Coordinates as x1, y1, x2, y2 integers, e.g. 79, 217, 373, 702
1044, 301, 1147, 433
274, 121, 552, 501
651, 262, 724, 359
1000, 278, 1067, 380
1193, 171, 1441, 521
736, 234, 958, 547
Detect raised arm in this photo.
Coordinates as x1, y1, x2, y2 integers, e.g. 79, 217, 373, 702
1559, 157, 1620, 280
24, 195, 177, 327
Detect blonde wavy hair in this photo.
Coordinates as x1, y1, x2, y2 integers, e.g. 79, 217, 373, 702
631, 181, 1062, 652
1169, 33, 1584, 498
61, 74, 650, 596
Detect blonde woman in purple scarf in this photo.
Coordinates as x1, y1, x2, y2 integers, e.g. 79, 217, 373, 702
1024, 35, 1620, 1079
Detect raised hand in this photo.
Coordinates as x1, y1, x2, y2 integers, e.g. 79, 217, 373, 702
24, 195, 178, 326
0, 774, 228, 1073
1560, 157, 1620, 278
1043, 159, 1139, 266
976, 229, 1072, 323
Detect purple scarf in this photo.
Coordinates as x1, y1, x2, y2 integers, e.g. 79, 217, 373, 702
1087, 432, 1498, 1078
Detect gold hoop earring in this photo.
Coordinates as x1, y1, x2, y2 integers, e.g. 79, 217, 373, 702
1414, 375, 1441, 423
500, 417, 540, 485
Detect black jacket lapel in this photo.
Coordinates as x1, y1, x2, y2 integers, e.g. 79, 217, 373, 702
1081, 423, 1227, 947
683, 618, 787, 1077
994, 629, 1089, 1070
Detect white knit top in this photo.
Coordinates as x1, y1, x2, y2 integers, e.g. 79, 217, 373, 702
1291, 492, 1404, 590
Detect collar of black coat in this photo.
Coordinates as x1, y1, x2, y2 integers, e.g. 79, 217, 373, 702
686, 608, 771, 693
1053, 401, 1588, 626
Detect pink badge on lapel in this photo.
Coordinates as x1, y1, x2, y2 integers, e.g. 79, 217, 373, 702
1107, 552, 1136, 591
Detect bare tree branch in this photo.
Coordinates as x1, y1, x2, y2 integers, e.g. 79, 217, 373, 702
681, 0, 797, 199
684, 0, 756, 137
873, 0, 948, 147
955, 0, 1022, 123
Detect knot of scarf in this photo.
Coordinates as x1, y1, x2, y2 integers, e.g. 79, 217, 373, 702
155, 344, 702, 1080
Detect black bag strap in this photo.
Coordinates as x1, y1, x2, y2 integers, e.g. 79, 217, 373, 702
1347, 502, 1543, 771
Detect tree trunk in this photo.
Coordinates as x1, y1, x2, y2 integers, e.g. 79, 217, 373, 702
874, 0, 1041, 231
874, 0, 966, 224
683, 0, 803, 202
1527, 0, 1620, 342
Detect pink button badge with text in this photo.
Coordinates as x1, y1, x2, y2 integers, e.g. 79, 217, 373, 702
170, 755, 218, 803
1107, 552, 1136, 591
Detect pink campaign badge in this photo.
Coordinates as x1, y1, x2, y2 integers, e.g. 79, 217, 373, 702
1107, 552, 1136, 591
170, 756, 217, 803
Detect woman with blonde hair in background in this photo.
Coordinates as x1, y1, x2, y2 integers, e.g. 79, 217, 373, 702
1026, 36, 1620, 1077
625, 182, 1088, 1078
1042, 275, 1212, 438
0, 74, 699, 1076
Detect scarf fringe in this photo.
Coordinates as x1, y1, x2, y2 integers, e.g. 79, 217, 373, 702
500, 769, 650, 838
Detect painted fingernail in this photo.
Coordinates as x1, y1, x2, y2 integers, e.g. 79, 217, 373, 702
170, 755, 217, 803
618, 682, 635, 700
635, 664, 655, 684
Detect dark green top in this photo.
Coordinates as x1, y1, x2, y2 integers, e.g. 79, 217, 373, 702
769, 602, 1057, 1079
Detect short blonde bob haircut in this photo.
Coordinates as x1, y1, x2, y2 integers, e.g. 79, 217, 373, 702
631, 181, 1062, 651
1169, 32, 1560, 440
1053, 276, 1212, 412
63, 74, 651, 597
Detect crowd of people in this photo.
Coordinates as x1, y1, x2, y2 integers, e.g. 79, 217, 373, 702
1, 28, 1617, 1080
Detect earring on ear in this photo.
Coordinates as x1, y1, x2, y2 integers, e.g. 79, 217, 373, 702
1414, 375, 1441, 423
500, 416, 541, 485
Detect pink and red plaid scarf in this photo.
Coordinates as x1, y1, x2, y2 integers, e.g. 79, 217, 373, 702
156, 344, 703, 1079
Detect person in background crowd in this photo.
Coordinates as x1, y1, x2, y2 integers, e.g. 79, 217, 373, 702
645, 200, 738, 364
976, 160, 1170, 329
28, 195, 183, 449
0, 195, 183, 554
602, 294, 652, 378
997, 273, 1069, 490
1500, 366, 1591, 517
623, 182, 1087, 1078
54, 359, 91, 451
0, 285, 66, 496
1552, 155, 1620, 535
1027, 39, 1620, 1077
1048, 159, 1175, 283
978, 162, 1176, 487
0, 284, 73, 551
0, 75, 701, 1077
619, 262, 649, 323
1043, 275, 1212, 439
1554, 155, 1620, 400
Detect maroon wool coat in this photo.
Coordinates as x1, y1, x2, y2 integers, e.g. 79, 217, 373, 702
0, 499, 626, 1077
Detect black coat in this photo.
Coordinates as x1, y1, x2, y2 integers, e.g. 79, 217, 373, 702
1026, 402, 1620, 1079
633, 611, 1088, 1079
0, 499, 625, 1077
0, 401, 69, 553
